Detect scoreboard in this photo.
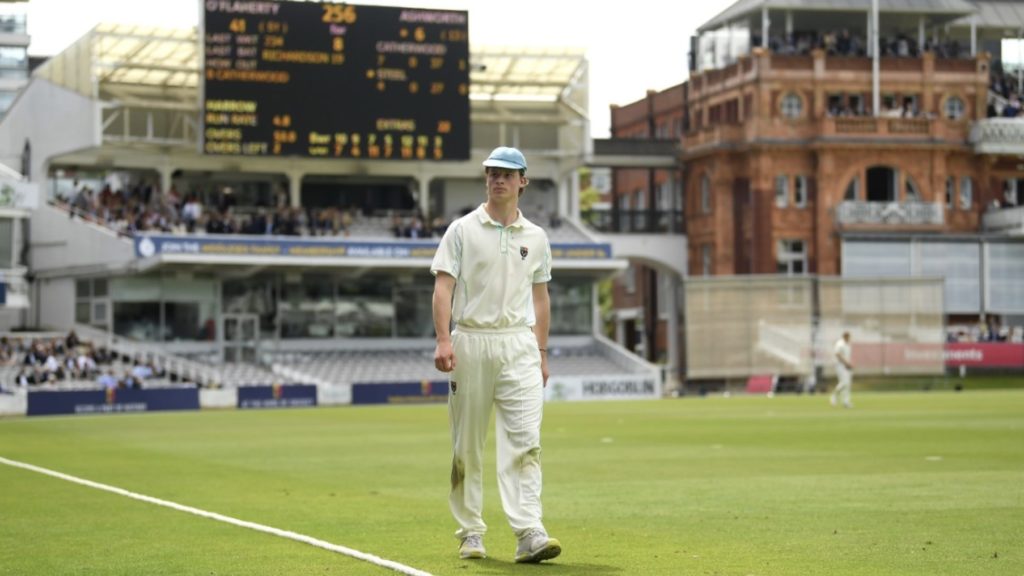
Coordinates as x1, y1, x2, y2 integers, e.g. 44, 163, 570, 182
202, 1, 470, 160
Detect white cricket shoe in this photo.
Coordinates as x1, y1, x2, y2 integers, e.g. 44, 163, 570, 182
514, 529, 561, 563
459, 534, 486, 559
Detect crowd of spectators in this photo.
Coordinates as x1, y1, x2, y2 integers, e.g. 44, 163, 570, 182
0, 330, 168, 391
56, 181, 456, 240
947, 322, 1023, 343
755, 29, 971, 59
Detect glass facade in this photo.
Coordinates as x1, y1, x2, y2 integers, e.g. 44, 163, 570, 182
99, 270, 596, 343
109, 276, 218, 342
844, 239, 1023, 315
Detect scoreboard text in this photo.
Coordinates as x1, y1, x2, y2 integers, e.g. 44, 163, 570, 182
202, 1, 470, 160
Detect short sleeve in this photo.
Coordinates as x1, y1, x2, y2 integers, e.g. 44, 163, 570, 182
532, 235, 552, 284
431, 220, 462, 279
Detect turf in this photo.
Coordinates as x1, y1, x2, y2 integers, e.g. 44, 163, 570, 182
1, 391, 1022, 575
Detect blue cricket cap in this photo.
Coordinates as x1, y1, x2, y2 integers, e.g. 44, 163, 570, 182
482, 146, 527, 172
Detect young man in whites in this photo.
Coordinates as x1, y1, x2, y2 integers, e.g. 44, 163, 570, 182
431, 146, 561, 563
831, 331, 854, 408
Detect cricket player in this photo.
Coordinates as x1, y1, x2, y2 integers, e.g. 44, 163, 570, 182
831, 331, 854, 408
431, 146, 561, 563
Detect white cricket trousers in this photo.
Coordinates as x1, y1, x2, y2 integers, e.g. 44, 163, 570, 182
833, 367, 852, 406
447, 326, 546, 540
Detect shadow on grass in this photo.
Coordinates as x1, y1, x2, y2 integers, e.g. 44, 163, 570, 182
458, 557, 623, 575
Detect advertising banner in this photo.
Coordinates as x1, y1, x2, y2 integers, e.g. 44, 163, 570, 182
237, 384, 317, 409
351, 380, 448, 405
943, 343, 1024, 368
134, 235, 612, 261
27, 388, 200, 416
850, 343, 1024, 371
544, 375, 660, 402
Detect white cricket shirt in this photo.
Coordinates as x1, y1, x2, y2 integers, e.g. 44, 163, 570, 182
431, 204, 552, 329
834, 338, 852, 372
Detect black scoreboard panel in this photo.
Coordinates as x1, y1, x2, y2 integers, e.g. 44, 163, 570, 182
202, 1, 470, 160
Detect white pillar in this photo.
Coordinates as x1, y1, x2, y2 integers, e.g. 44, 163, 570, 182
287, 170, 303, 208
761, 6, 770, 48
417, 175, 431, 217
785, 11, 793, 39
568, 168, 580, 221
872, 0, 880, 117
157, 165, 174, 195
918, 17, 925, 51
665, 271, 680, 380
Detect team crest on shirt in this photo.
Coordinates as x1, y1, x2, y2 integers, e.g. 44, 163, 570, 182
520, 246, 529, 260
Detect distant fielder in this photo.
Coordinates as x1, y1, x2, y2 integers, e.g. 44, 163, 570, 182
831, 331, 854, 408
431, 146, 561, 563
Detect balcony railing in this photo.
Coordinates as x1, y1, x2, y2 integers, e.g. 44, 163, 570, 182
685, 117, 967, 152
835, 201, 943, 226
969, 118, 1024, 154
581, 209, 685, 234
981, 205, 1024, 234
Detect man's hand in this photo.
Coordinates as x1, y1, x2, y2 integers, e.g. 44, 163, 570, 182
435, 340, 456, 373
540, 352, 549, 387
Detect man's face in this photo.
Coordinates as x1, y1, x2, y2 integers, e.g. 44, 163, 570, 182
486, 167, 526, 199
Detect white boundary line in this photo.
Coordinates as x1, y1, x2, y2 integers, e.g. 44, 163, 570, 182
0, 456, 434, 576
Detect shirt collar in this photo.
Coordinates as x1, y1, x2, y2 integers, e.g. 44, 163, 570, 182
475, 203, 526, 229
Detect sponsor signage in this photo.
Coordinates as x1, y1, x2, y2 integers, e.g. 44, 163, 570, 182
942, 343, 1024, 368
237, 384, 317, 408
134, 235, 613, 261
544, 375, 660, 402
27, 388, 200, 417
848, 343, 1024, 371
351, 380, 448, 404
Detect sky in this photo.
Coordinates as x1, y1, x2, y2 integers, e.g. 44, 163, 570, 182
24, 0, 731, 138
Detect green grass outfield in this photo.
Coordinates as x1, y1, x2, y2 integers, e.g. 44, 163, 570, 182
1, 391, 1022, 576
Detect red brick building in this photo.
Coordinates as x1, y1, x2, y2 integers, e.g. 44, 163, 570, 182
603, 0, 1024, 377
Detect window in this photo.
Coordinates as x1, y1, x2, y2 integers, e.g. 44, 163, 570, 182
776, 239, 807, 275
944, 96, 965, 120
1005, 179, 1021, 206
700, 174, 711, 214
844, 177, 860, 201
794, 176, 808, 208
623, 264, 637, 294
634, 188, 647, 210
656, 180, 671, 211
946, 176, 954, 208
775, 175, 789, 208
866, 166, 896, 202
959, 176, 972, 209
701, 244, 713, 276
780, 93, 802, 118
905, 176, 920, 202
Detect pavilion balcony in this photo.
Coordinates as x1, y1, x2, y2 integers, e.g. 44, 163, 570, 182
969, 118, 1024, 155
834, 200, 944, 228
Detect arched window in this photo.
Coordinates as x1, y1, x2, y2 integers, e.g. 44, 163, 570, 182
780, 93, 803, 119
700, 174, 711, 214
944, 96, 965, 120
905, 176, 920, 202
844, 176, 860, 201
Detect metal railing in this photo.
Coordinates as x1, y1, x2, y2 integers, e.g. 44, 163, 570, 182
835, 200, 943, 226
981, 204, 1024, 234
581, 209, 685, 234
970, 118, 1024, 154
